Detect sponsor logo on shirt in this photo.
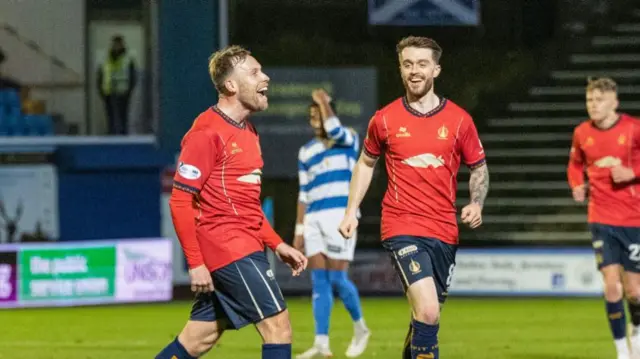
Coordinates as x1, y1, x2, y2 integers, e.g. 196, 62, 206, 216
594, 156, 622, 168
177, 162, 201, 180
237, 169, 263, 184
402, 153, 445, 169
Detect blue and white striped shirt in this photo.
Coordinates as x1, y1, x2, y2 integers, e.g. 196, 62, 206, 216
298, 116, 359, 214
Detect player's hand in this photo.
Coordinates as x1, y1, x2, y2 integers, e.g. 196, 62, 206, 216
293, 234, 305, 252
275, 243, 308, 276
612, 165, 635, 184
312, 88, 332, 105
572, 185, 586, 202
461, 202, 483, 229
339, 213, 359, 239
189, 265, 214, 294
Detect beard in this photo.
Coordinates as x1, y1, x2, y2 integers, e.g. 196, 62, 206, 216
403, 76, 433, 99
238, 86, 268, 112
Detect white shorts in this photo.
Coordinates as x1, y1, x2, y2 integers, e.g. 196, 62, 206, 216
303, 208, 357, 261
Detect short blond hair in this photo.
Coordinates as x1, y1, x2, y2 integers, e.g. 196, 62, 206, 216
208, 45, 251, 94
586, 77, 617, 93
396, 36, 443, 63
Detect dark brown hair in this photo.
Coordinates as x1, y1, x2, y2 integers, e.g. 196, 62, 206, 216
396, 36, 443, 63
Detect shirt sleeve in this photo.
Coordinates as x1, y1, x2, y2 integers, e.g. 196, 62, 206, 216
633, 123, 640, 179
363, 112, 385, 159
173, 130, 216, 194
259, 214, 283, 251
169, 189, 204, 269
459, 117, 486, 168
169, 130, 217, 270
323, 116, 356, 147
567, 128, 586, 189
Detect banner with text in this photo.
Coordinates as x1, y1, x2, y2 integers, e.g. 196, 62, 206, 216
275, 248, 602, 297
250, 67, 377, 178
0, 238, 172, 308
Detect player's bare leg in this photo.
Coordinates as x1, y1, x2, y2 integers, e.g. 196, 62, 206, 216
297, 254, 334, 359
327, 258, 370, 357
406, 276, 440, 359
256, 309, 294, 358
156, 320, 223, 359
601, 264, 630, 359
623, 271, 640, 358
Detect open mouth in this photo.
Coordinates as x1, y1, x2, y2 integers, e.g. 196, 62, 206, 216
257, 86, 268, 98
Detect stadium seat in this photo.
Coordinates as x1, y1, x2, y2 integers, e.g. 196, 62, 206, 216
0, 89, 20, 109
23, 114, 54, 136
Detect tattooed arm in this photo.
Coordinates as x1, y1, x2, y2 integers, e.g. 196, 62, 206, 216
469, 163, 490, 208
461, 163, 489, 229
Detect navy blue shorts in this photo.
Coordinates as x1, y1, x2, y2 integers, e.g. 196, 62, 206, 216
382, 235, 457, 303
189, 251, 287, 330
590, 223, 640, 273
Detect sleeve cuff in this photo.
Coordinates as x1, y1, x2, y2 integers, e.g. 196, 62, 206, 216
467, 158, 486, 169
323, 116, 341, 133
363, 147, 379, 159
173, 181, 200, 194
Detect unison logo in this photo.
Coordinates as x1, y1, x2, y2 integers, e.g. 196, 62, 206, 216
123, 250, 171, 283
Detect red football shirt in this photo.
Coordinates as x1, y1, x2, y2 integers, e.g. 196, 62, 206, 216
172, 106, 281, 271
568, 113, 640, 226
363, 97, 486, 244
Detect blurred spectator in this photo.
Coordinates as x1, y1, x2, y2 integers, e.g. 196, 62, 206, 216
0, 47, 22, 92
97, 35, 137, 135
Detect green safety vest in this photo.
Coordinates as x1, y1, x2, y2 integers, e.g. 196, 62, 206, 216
101, 55, 132, 96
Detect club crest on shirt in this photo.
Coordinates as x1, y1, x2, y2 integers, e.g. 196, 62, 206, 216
437, 125, 448, 140
402, 153, 445, 169
594, 156, 622, 168
619, 135, 626, 145
177, 162, 201, 180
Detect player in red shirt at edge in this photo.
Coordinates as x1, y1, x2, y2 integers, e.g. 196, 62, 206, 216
568, 77, 640, 359
339, 36, 490, 359
155, 45, 308, 359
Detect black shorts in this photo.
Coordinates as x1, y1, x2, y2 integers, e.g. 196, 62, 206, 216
590, 223, 640, 273
382, 235, 457, 303
189, 251, 287, 329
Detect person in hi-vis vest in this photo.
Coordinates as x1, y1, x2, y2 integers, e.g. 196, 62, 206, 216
97, 35, 137, 135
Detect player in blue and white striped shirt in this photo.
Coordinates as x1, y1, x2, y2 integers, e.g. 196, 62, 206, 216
293, 89, 370, 358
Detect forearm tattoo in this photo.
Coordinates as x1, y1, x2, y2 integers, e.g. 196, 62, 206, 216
469, 164, 489, 207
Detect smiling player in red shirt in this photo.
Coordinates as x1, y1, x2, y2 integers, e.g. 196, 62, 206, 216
568, 77, 640, 359
339, 36, 490, 359
155, 45, 307, 359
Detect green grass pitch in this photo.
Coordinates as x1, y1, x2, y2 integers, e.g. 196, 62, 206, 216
0, 297, 618, 358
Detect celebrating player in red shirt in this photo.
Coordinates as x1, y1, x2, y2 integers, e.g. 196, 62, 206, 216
339, 36, 490, 359
156, 45, 307, 359
567, 77, 640, 359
